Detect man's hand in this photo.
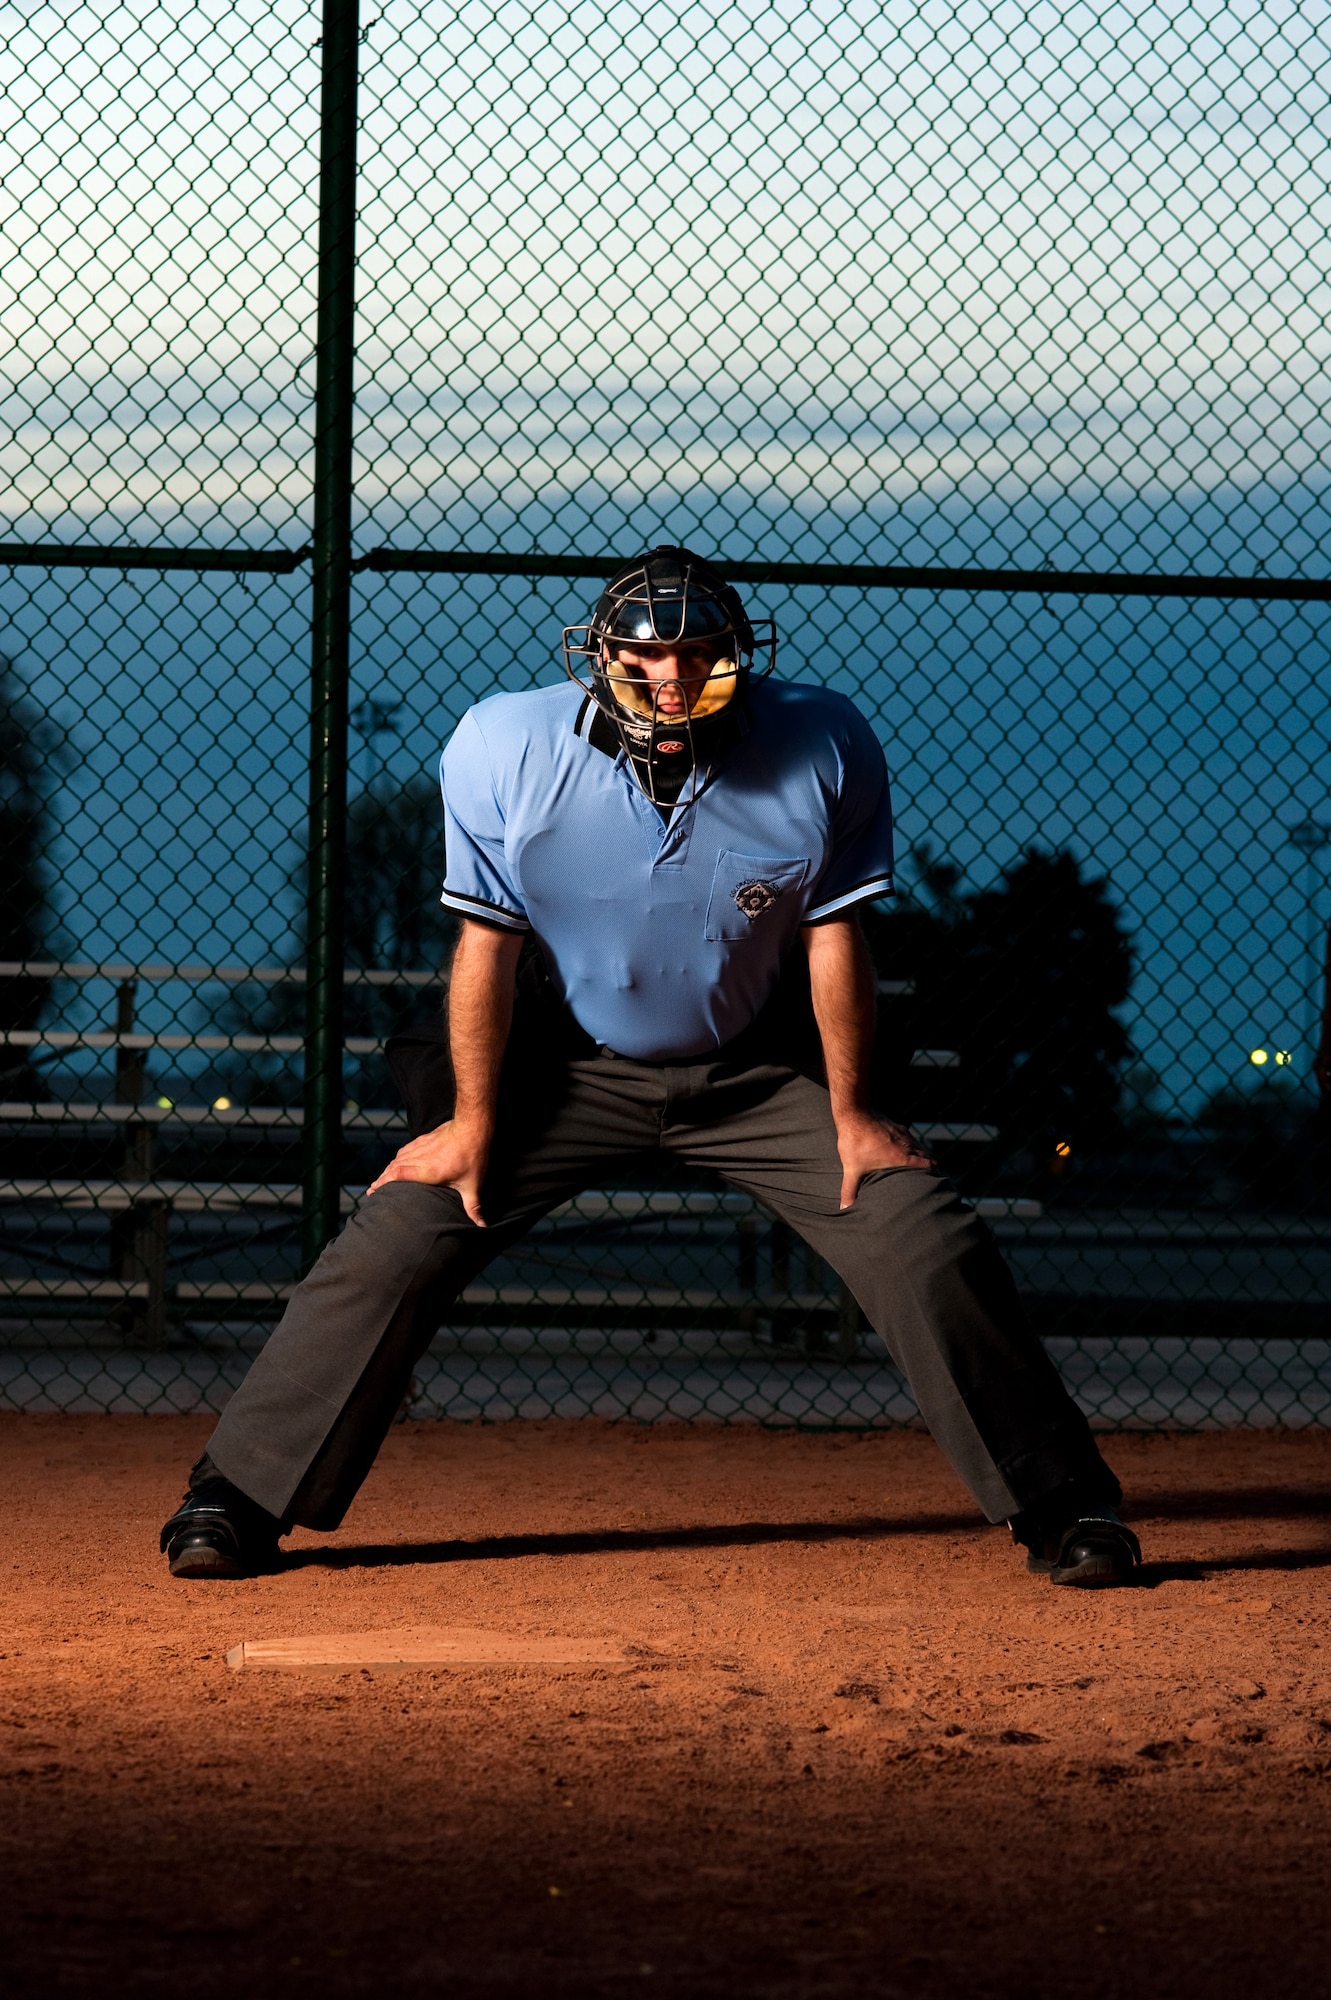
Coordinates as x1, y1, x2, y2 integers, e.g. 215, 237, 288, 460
366, 1116, 492, 1225
834, 1106, 936, 1211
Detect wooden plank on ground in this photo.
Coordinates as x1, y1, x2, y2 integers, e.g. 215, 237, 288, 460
225, 1627, 631, 1672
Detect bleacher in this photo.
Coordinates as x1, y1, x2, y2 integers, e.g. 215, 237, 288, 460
0, 962, 1034, 1357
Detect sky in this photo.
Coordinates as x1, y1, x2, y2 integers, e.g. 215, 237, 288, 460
1, 0, 1330, 1113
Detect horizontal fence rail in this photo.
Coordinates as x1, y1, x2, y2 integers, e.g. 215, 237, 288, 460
4, 545, 1328, 602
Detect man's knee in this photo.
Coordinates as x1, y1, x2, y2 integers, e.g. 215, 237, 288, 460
288, 1181, 477, 1321
841, 1166, 975, 1240
826, 1168, 1012, 1314
325, 1179, 472, 1260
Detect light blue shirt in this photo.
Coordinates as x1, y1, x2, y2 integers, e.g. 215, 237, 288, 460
439, 678, 894, 1061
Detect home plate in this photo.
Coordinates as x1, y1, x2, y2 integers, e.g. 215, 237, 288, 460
225, 1626, 632, 1673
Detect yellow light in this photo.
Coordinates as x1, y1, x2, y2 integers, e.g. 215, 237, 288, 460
1275, 1051, 1292, 1066
1250, 1049, 1268, 1066
1054, 1140, 1071, 1158
212, 1095, 232, 1111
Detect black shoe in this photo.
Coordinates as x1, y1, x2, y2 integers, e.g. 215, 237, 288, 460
1019, 1511, 1142, 1588
159, 1478, 284, 1579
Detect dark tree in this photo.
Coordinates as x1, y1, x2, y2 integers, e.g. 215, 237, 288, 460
863, 844, 1135, 1161
341, 774, 455, 1002
959, 847, 1134, 1150
0, 651, 66, 1092
218, 773, 455, 1103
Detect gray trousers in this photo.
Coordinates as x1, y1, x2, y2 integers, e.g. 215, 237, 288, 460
205, 1050, 1117, 1531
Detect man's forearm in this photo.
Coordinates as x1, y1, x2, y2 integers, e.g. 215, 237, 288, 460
803, 914, 877, 1117
803, 913, 932, 1204
367, 917, 523, 1215
447, 919, 524, 1132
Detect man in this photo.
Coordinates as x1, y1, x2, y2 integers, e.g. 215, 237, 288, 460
161, 547, 1141, 1587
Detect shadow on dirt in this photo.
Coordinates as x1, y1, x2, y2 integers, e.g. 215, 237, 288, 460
1198, 1545, 1331, 1575
1130, 1483, 1331, 1522
281, 1510, 985, 1570
281, 1484, 1331, 1576
1130, 1548, 1331, 1588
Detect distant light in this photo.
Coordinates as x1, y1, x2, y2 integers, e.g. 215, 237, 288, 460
155, 1096, 173, 1110
213, 1095, 232, 1110
1275, 1051, 1292, 1066
1054, 1140, 1071, 1158
1250, 1049, 1269, 1066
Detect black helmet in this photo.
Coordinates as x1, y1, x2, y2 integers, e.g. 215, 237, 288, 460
563, 546, 776, 801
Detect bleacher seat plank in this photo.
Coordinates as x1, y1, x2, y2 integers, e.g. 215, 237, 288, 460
0, 1279, 150, 1300
1, 1029, 382, 1054
0, 1103, 401, 1130
0, 960, 442, 988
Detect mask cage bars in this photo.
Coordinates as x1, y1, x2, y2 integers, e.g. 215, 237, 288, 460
562, 552, 778, 802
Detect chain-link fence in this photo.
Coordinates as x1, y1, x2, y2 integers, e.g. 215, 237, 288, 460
2, 0, 1330, 1429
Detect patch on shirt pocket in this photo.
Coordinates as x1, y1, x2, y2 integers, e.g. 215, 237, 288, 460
704, 850, 809, 942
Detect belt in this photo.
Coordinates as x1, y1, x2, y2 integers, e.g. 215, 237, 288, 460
596, 1022, 784, 1070
596, 1043, 715, 1069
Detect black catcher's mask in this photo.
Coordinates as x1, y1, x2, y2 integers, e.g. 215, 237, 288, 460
563, 545, 777, 802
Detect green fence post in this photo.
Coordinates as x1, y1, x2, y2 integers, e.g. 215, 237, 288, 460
304, 0, 360, 1270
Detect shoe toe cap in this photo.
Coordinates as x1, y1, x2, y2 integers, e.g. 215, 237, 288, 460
1050, 1528, 1139, 1586
166, 1530, 244, 1579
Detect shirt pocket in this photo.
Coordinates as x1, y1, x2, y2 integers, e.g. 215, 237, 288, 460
704, 850, 809, 942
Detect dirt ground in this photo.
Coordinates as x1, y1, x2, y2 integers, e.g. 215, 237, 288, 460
3, 1416, 1331, 1999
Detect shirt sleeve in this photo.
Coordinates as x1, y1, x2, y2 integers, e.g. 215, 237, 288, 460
803, 707, 895, 922
438, 708, 531, 932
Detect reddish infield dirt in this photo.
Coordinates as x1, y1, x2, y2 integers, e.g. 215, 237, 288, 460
4, 1415, 1331, 1999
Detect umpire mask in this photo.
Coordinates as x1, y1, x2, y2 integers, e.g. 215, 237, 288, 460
563, 546, 777, 803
